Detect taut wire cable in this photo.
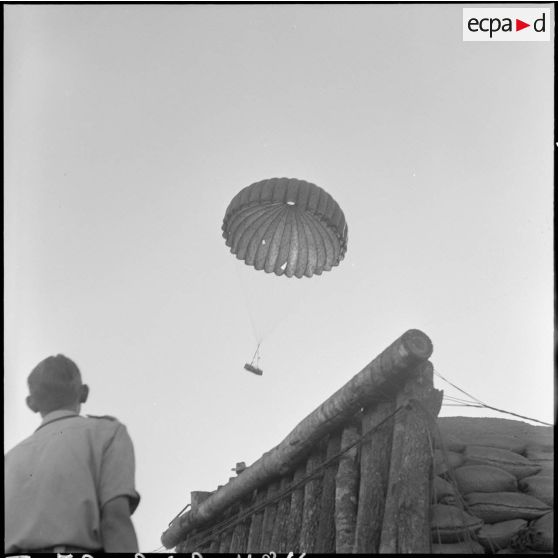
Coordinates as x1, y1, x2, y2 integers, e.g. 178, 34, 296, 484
434, 368, 552, 426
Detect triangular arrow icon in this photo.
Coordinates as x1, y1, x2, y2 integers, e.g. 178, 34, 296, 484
516, 19, 530, 31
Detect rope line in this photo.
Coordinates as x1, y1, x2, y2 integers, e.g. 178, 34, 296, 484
434, 368, 552, 426
250, 343, 261, 368
442, 403, 484, 408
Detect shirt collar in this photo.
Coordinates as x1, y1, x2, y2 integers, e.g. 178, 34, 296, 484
40, 409, 80, 428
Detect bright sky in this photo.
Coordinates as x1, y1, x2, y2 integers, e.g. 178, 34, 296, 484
4, 3, 554, 551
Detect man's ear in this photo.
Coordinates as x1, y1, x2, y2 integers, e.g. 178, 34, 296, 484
79, 384, 89, 404
26, 395, 39, 413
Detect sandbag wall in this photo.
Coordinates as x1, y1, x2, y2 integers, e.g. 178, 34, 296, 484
430, 423, 554, 554
161, 329, 443, 552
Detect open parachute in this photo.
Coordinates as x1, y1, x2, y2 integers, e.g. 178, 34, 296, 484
222, 177, 348, 278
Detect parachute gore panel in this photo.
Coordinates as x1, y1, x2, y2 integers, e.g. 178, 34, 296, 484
222, 177, 348, 278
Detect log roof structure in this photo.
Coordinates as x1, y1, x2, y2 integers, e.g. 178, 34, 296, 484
161, 330, 554, 554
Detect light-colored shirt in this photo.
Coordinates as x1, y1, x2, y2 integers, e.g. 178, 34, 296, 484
4, 409, 140, 552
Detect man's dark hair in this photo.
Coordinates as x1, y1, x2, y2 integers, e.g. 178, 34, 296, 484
28, 354, 82, 413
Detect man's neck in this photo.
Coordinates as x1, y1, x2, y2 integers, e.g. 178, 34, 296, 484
40, 405, 81, 419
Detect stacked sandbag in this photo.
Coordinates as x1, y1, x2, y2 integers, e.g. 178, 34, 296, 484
432, 541, 485, 554
468, 435, 527, 455
445, 457, 540, 551
519, 445, 554, 507
495, 510, 554, 554
453, 465, 518, 494
477, 519, 528, 550
465, 492, 551, 523
519, 475, 553, 507
431, 434, 485, 552
525, 446, 554, 462
527, 511, 553, 552
432, 475, 457, 505
463, 446, 542, 480
431, 503, 483, 543
434, 448, 465, 475
487, 443, 554, 553
430, 420, 554, 554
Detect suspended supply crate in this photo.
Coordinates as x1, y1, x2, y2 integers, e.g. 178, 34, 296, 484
244, 343, 263, 376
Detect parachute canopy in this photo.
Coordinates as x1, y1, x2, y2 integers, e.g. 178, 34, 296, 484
222, 177, 348, 278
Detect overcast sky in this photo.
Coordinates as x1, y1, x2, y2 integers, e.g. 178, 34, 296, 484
4, 3, 553, 551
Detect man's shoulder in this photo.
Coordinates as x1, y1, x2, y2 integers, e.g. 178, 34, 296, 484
84, 414, 126, 434
86, 414, 119, 422
5, 433, 34, 459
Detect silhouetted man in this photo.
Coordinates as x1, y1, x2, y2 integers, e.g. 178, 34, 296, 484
5, 354, 140, 553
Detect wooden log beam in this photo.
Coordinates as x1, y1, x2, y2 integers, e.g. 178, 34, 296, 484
353, 400, 395, 552
259, 481, 279, 551
190, 532, 211, 555
379, 361, 443, 553
229, 492, 254, 553
197, 531, 215, 554
191, 491, 211, 509
217, 528, 233, 553
285, 464, 306, 550
335, 423, 360, 553
229, 518, 250, 553
187, 491, 212, 553
216, 503, 240, 554
298, 445, 325, 551
246, 487, 267, 550
270, 476, 291, 552
161, 329, 433, 548
207, 535, 220, 554
175, 533, 191, 553
316, 432, 342, 552
183, 529, 208, 553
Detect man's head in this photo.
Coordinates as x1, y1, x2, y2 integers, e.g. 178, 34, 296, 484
26, 354, 89, 416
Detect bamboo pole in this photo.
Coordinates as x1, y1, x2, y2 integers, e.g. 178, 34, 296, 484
162, 329, 433, 548
353, 400, 395, 552
285, 463, 306, 551
379, 361, 443, 553
335, 422, 361, 553
316, 432, 342, 553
